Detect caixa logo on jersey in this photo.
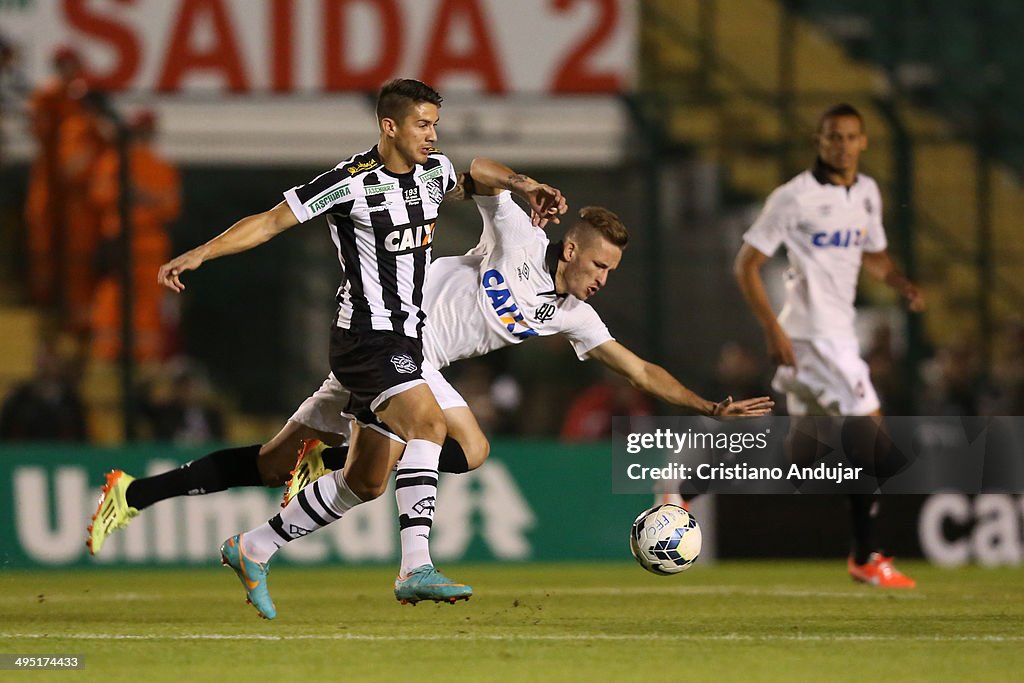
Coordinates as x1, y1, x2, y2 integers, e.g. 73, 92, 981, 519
384, 222, 435, 253
812, 228, 865, 248
482, 269, 538, 340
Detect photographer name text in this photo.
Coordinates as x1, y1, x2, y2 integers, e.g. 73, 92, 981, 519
626, 462, 863, 484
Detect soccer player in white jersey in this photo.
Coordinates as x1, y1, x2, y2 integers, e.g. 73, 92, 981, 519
136, 79, 564, 616
735, 103, 925, 588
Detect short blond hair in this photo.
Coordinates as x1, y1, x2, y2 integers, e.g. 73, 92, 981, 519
567, 206, 629, 248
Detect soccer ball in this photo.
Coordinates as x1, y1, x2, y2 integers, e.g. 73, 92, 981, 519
629, 503, 702, 575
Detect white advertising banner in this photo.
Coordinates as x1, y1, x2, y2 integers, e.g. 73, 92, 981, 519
1, 0, 636, 94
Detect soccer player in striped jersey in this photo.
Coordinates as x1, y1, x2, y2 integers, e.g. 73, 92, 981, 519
88, 164, 773, 619
735, 103, 925, 588
144, 79, 564, 616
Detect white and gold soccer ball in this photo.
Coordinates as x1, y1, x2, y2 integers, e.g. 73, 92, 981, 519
629, 503, 702, 575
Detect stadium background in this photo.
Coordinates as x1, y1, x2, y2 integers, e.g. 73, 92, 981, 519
0, 0, 1022, 573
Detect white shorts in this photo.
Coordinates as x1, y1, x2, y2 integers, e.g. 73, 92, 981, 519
771, 337, 880, 416
288, 361, 467, 441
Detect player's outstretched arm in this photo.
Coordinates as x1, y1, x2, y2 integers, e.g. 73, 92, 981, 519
158, 201, 299, 293
586, 340, 774, 417
468, 157, 567, 228
862, 250, 926, 313
734, 243, 796, 367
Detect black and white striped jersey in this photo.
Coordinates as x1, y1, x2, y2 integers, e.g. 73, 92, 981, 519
284, 145, 457, 339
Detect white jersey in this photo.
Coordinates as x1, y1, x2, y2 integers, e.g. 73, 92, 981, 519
422, 191, 613, 369
742, 167, 887, 339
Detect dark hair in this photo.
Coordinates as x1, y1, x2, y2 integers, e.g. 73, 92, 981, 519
569, 206, 629, 248
817, 103, 864, 133
376, 79, 443, 124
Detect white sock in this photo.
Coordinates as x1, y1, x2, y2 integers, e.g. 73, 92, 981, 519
242, 470, 363, 563
395, 439, 442, 576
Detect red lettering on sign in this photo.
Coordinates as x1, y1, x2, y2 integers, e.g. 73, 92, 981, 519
422, 0, 505, 93
324, 0, 401, 91
550, 0, 621, 93
271, 0, 294, 92
63, 0, 140, 90
157, 0, 249, 92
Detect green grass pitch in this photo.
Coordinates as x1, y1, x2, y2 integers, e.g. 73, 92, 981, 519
1, 561, 1022, 682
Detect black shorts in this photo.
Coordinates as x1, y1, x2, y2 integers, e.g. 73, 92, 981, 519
329, 326, 426, 426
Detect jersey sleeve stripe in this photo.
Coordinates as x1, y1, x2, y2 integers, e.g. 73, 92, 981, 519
290, 169, 355, 219
283, 187, 309, 223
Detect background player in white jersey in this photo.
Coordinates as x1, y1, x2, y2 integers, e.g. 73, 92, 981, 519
734, 103, 924, 588
136, 79, 564, 616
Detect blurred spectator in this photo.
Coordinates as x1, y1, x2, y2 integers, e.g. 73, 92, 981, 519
450, 359, 521, 435
920, 340, 984, 416
0, 35, 17, 99
90, 109, 181, 363
705, 341, 770, 404
24, 45, 87, 307
490, 373, 523, 432
139, 361, 226, 444
57, 88, 113, 336
982, 320, 1024, 415
0, 336, 88, 441
512, 336, 587, 437
561, 370, 653, 441
1, 34, 27, 167
863, 323, 912, 415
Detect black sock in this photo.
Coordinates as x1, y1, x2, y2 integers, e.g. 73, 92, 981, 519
322, 438, 470, 474
125, 444, 264, 510
848, 494, 878, 565
321, 446, 348, 470
438, 437, 469, 473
